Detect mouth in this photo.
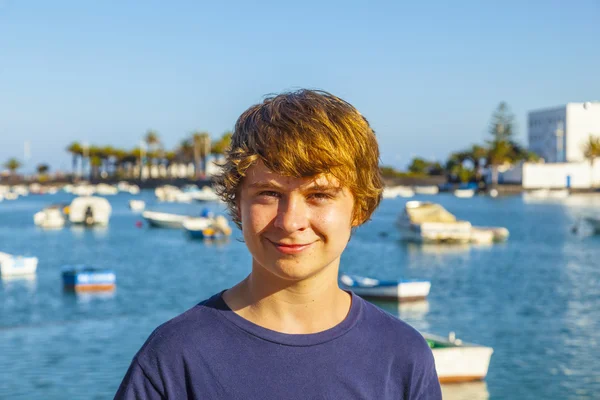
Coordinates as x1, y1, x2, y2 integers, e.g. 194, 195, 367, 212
267, 239, 316, 255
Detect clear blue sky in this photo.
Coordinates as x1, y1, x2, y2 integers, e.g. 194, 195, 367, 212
1, 0, 599, 173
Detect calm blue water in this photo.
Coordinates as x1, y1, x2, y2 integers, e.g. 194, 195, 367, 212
1, 191, 600, 399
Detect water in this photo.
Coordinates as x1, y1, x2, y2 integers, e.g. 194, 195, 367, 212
1, 191, 600, 399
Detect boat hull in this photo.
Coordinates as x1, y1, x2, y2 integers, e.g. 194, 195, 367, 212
340, 277, 431, 302
423, 333, 494, 383
62, 269, 116, 292
0, 256, 38, 277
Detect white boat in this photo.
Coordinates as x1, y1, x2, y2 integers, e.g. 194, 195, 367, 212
128, 185, 140, 195
414, 185, 439, 195
584, 217, 600, 233
191, 186, 221, 202
34, 205, 66, 229
382, 186, 414, 199
397, 201, 473, 243
68, 196, 112, 226
95, 183, 118, 196
142, 211, 189, 229
0, 252, 38, 277
423, 332, 493, 383
4, 192, 18, 201
398, 201, 509, 244
339, 274, 430, 302
453, 188, 475, 198
129, 199, 146, 212
72, 185, 96, 196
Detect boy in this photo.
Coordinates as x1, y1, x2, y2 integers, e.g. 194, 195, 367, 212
115, 89, 441, 399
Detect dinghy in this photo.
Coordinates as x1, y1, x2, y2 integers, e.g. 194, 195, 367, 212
339, 274, 431, 302
0, 252, 38, 278
423, 332, 494, 383
62, 265, 116, 292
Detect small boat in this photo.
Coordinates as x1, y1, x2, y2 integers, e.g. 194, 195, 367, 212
4, 192, 19, 201
339, 274, 431, 302
382, 186, 414, 199
584, 217, 600, 233
423, 332, 493, 383
94, 183, 118, 196
142, 210, 189, 229
33, 205, 66, 229
191, 186, 221, 202
472, 226, 510, 242
68, 196, 112, 226
184, 215, 232, 240
129, 199, 146, 212
0, 252, 38, 278
62, 265, 116, 292
453, 187, 475, 198
397, 201, 472, 243
414, 185, 439, 195
398, 201, 509, 244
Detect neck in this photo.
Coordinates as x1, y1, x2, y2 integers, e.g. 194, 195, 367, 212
223, 260, 351, 334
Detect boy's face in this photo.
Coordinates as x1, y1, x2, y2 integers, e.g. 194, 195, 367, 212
238, 161, 356, 283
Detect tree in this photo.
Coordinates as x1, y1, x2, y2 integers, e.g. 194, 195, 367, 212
66, 142, 82, 178
211, 131, 233, 155
583, 134, 600, 189
4, 158, 22, 181
37, 163, 50, 175
489, 102, 516, 142
191, 131, 211, 178
408, 157, 431, 175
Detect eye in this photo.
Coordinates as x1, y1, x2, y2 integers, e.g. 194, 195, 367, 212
308, 192, 333, 201
258, 191, 280, 198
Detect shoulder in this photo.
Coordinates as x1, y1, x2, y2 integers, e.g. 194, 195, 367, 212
357, 298, 441, 398
135, 292, 228, 364
359, 298, 432, 356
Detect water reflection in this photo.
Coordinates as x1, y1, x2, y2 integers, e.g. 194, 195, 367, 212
1, 274, 37, 292
402, 241, 472, 255
368, 299, 429, 320
70, 225, 109, 238
441, 381, 489, 400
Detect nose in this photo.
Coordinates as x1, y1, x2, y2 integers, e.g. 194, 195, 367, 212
273, 195, 309, 233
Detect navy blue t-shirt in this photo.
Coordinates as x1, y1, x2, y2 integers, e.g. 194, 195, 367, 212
115, 291, 441, 399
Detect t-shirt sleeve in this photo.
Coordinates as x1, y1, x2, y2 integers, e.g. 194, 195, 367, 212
412, 347, 442, 400
114, 358, 164, 400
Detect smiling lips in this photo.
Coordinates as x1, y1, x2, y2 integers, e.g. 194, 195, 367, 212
269, 240, 315, 254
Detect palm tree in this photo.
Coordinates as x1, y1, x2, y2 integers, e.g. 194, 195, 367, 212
583, 134, 600, 189
66, 142, 83, 179
191, 131, 211, 179
144, 130, 160, 170
4, 158, 22, 181
37, 163, 50, 175
211, 131, 233, 155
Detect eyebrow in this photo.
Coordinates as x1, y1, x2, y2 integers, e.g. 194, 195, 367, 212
248, 181, 342, 193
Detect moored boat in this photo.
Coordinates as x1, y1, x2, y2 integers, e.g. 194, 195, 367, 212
184, 215, 232, 240
62, 265, 116, 292
423, 332, 493, 383
34, 205, 67, 229
129, 199, 146, 212
397, 201, 472, 243
142, 210, 189, 229
339, 274, 431, 302
0, 252, 38, 278
398, 201, 509, 244
414, 185, 439, 195
68, 196, 112, 226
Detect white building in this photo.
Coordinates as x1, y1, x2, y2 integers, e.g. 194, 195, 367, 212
528, 102, 600, 163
